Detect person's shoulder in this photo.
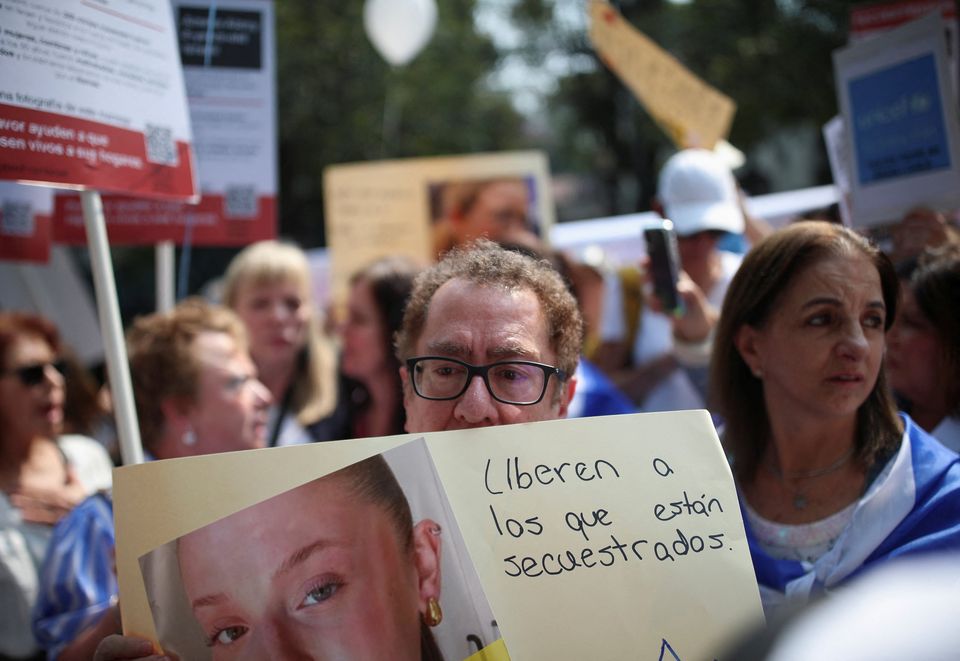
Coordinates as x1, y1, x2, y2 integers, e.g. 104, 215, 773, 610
931, 415, 960, 455
54, 492, 114, 539
904, 415, 960, 473
58, 434, 114, 492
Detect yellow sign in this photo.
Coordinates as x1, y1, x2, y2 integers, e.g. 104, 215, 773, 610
589, 0, 736, 149
466, 639, 511, 661
323, 150, 553, 313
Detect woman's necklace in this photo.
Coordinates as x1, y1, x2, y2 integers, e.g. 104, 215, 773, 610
765, 447, 856, 510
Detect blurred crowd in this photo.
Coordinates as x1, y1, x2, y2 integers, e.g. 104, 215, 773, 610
1, 147, 959, 659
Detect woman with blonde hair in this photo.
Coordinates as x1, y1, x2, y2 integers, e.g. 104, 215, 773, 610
222, 241, 341, 445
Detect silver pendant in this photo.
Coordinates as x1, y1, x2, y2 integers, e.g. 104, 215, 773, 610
793, 494, 807, 509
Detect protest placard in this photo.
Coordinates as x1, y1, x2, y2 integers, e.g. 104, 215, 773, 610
588, 0, 736, 150
0, 0, 195, 200
0, 0, 203, 464
323, 150, 553, 311
114, 412, 764, 660
136, 438, 499, 660
0, 181, 52, 262
850, 0, 959, 98
834, 13, 960, 228
51, 0, 277, 246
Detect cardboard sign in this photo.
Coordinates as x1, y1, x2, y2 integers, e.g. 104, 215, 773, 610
323, 151, 553, 310
0, 182, 52, 262
834, 13, 960, 228
0, 0, 196, 200
588, 0, 736, 150
51, 0, 277, 246
114, 412, 764, 660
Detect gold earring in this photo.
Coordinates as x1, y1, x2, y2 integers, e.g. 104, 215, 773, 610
423, 597, 443, 627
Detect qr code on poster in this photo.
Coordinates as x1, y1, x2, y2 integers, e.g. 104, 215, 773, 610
1, 201, 34, 237
225, 185, 257, 218
144, 123, 177, 165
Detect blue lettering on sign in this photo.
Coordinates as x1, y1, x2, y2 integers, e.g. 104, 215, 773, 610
848, 53, 950, 185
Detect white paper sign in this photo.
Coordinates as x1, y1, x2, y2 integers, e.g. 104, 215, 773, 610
834, 14, 960, 227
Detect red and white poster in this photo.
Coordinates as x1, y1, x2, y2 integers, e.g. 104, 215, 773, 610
850, 0, 959, 96
52, 0, 277, 246
0, 182, 53, 263
0, 0, 196, 200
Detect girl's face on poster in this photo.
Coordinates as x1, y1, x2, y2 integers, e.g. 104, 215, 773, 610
178, 475, 440, 660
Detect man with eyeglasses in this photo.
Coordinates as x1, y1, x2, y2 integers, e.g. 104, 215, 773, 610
396, 239, 583, 431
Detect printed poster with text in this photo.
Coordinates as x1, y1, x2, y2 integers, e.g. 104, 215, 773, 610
323, 151, 554, 312
53, 0, 277, 246
113, 412, 764, 660
0, 181, 53, 262
0, 0, 196, 200
834, 13, 960, 228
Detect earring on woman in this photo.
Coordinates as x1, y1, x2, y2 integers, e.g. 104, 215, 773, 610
423, 597, 443, 627
182, 427, 197, 446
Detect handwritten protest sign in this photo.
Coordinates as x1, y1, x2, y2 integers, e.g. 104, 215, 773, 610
114, 412, 763, 660
0, 0, 195, 200
834, 13, 960, 228
51, 0, 276, 246
588, 0, 736, 150
323, 151, 553, 311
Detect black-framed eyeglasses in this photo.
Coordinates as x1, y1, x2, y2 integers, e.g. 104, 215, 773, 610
0, 360, 66, 387
406, 356, 567, 406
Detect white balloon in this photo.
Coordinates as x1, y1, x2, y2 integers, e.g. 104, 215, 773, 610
364, 0, 438, 67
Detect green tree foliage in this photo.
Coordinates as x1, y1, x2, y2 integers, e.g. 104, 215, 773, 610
511, 0, 861, 215
275, 1, 526, 245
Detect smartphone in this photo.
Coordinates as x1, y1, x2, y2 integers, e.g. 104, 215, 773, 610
643, 219, 684, 316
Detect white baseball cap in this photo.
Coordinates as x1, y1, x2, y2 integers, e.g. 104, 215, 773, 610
658, 148, 745, 237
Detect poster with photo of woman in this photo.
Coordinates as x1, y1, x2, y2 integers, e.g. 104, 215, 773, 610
138, 439, 499, 661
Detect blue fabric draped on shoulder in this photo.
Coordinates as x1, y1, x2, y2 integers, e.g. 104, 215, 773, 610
743, 414, 960, 615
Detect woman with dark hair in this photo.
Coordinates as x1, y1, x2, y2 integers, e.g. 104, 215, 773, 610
710, 222, 960, 615
0, 312, 112, 659
886, 244, 960, 452
340, 257, 421, 438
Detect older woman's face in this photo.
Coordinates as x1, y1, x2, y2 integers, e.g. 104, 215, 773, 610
0, 335, 64, 441
179, 476, 433, 661
736, 252, 887, 423
184, 331, 270, 455
886, 286, 943, 406
232, 278, 311, 374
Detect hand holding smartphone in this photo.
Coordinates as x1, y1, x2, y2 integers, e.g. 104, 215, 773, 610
643, 219, 684, 316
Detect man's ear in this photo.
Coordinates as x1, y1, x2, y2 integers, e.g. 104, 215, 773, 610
412, 519, 442, 613
557, 377, 577, 419
734, 325, 762, 376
